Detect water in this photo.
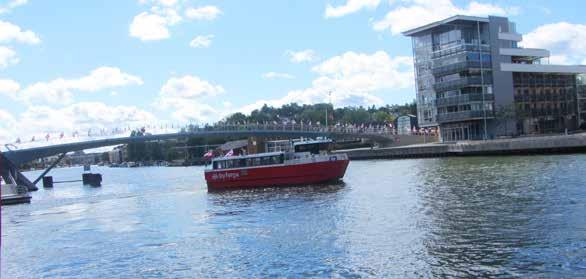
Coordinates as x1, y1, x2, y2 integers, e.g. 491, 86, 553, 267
2, 155, 586, 278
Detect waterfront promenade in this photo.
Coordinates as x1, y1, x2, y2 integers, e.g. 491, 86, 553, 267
337, 133, 586, 160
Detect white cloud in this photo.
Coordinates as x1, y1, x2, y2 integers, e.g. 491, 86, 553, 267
372, 0, 518, 35
129, 12, 171, 41
156, 75, 226, 123
325, 0, 380, 18
171, 103, 219, 123
185, 6, 222, 20
156, 0, 177, 7
0, 79, 20, 99
159, 75, 224, 102
1, 102, 159, 145
0, 109, 17, 144
4, 102, 157, 144
0, 20, 40, 44
0, 46, 19, 68
286, 49, 318, 63
262, 72, 295, 79
523, 22, 586, 65
131, 2, 221, 41
189, 35, 214, 48
19, 67, 143, 104
238, 51, 413, 114
0, 0, 28, 14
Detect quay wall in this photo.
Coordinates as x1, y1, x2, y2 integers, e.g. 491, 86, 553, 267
337, 133, 586, 160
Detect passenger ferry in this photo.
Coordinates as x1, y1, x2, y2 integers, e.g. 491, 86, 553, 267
204, 139, 349, 190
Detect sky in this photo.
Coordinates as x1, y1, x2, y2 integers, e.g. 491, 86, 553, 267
1, 0, 586, 146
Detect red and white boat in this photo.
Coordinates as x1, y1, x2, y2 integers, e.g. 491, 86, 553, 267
204, 139, 349, 190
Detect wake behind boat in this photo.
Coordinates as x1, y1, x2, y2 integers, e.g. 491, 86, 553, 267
204, 139, 349, 190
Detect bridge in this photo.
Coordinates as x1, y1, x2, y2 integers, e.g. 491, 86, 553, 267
1, 124, 406, 192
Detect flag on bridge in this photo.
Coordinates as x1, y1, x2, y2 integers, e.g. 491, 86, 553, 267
203, 150, 214, 158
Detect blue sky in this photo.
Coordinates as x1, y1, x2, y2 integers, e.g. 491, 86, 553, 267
1, 0, 586, 144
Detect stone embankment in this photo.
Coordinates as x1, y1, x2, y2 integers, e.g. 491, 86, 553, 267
336, 133, 586, 160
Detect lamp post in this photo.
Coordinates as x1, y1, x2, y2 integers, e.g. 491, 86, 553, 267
325, 91, 332, 128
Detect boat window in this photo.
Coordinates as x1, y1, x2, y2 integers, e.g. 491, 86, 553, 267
295, 143, 320, 154
214, 154, 284, 170
271, 156, 281, 165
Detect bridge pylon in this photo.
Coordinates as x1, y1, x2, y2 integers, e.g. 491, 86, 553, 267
1, 152, 38, 191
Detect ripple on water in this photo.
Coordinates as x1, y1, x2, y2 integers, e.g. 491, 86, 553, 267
1, 158, 586, 278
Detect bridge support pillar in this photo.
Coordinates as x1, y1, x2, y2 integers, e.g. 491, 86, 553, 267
32, 153, 66, 186
0, 152, 38, 192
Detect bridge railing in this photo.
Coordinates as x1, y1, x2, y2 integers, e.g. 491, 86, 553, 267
183, 124, 399, 136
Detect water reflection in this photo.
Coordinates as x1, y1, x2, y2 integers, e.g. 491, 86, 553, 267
415, 156, 586, 277
2, 157, 586, 278
202, 182, 349, 277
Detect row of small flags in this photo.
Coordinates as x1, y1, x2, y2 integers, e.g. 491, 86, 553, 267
12, 123, 438, 144
412, 127, 438, 134
12, 124, 185, 144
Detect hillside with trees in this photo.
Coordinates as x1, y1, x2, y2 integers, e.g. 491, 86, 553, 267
223, 102, 417, 126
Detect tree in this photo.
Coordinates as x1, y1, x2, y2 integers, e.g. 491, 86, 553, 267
373, 111, 393, 124
219, 101, 417, 127
225, 112, 247, 124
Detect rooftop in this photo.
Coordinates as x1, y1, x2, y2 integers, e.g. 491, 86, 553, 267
402, 15, 488, 36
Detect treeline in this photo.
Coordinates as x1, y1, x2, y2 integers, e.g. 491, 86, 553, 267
126, 129, 229, 163
224, 102, 417, 125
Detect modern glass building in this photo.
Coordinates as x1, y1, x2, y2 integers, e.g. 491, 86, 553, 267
404, 15, 586, 141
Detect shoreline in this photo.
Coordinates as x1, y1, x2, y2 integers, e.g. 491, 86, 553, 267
336, 133, 586, 160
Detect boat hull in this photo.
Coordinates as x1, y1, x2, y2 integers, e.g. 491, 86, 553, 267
205, 159, 349, 190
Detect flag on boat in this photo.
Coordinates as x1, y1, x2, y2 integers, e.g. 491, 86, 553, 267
224, 149, 234, 157
203, 150, 214, 158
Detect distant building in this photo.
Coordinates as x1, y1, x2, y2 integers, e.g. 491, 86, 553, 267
109, 147, 124, 164
404, 15, 586, 141
68, 151, 100, 165
396, 115, 418, 135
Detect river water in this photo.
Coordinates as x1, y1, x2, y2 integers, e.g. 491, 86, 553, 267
2, 155, 586, 278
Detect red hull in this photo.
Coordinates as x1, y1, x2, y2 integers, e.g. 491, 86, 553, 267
205, 159, 349, 190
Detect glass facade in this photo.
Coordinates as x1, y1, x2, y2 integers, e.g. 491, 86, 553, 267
513, 73, 579, 134
578, 74, 586, 129
410, 20, 495, 140
406, 16, 585, 141
412, 33, 436, 127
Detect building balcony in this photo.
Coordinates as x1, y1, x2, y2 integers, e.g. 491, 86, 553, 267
432, 61, 492, 77
433, 76, 486, 92
436, 93, 494, 107
437, 110, 495, 123
498, 32, 523, 42
431, 43, 490, 59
